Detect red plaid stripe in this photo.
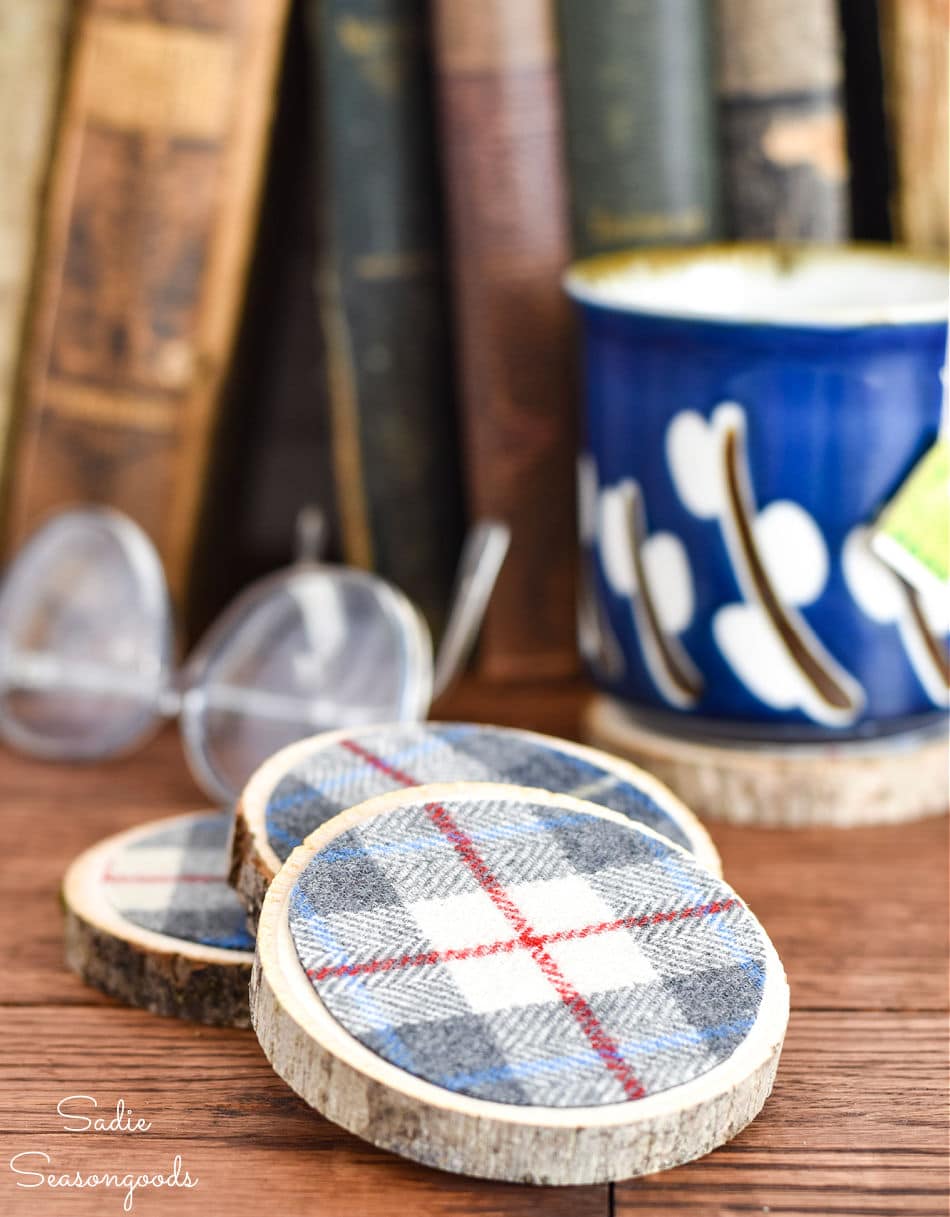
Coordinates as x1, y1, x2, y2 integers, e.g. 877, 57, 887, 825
340, 738, 647, 1101
308, 898, 737, 982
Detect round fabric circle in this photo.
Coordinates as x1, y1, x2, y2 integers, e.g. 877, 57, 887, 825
234, 723, 720, 924
288, 791, 762, 1106
253, 783, 787, 1183
63, 811, 254, 1028
102, 812, 254, 951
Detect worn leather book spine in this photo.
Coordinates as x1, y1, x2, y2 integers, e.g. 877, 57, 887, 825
556, 0, 722, 258
432, 0, 577, 678
880, 0, 949, 251
310, 0, 463, 633
5, 0, 290, 604
715, 0, 850, 239
0, 1, 72, 511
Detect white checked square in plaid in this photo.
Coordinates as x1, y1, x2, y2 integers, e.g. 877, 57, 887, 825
264, 723, 706, 867
288, 793, 767, 1108
104, 812, 254, 952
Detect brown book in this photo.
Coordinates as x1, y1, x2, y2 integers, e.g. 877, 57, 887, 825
880, 0, 949, 251
715, 0, 850, 239
432, 0, 577, 679
0, 1, 72, 508
4, 0, 290, 605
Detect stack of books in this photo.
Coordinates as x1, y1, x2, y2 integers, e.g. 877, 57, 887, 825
0, 0, 945, 671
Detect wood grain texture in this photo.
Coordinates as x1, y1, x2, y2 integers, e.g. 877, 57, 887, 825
63, 902, 252, 1027
1, 1008, 606, 1217
4, 0, 290, 602
0, 678, 947, 1213
616, 1013, 948, 1214
584, 695, 950, 828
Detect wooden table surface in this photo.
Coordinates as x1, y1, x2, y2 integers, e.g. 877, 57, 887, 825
1, 679, 947, 1216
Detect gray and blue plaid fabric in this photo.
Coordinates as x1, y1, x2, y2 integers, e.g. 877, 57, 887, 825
104, 812, 254, 952
289, 793, 767, 1108
266, 723, 698, 863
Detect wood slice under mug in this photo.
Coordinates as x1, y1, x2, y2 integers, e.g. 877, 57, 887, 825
63, 810, 255, 1026
251, 781, 789, 1184
232, 721, 721, 928
584, 695, 950, 827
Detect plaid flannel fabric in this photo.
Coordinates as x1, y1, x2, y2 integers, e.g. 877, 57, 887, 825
104, 813, 254, 951
290, 794, 766, 1108
266, 723, 696, 864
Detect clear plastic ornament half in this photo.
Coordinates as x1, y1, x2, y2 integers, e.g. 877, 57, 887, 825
0, 508, 174, 761
0, 507, 509, 804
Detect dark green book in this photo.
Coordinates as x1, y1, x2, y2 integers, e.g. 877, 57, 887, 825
307, 0, 463, 633
556, 0, 722, 258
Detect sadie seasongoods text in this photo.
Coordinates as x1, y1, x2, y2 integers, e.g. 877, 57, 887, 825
9, 1096, 198, 1212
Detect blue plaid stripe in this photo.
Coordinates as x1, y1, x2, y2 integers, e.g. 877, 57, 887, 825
433, 1014, 757, 1092
291, 881, 419, 1072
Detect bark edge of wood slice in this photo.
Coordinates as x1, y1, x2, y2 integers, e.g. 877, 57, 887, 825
251, 781, 788, 1184
63, 811, 255, 1027
583, 695, 950, 827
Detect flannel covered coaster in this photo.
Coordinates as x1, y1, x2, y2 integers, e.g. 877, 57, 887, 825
102, 812, 254, 951
252, 782, 787, 1183
234, 722, 719, 924
63, 811, 255, 1027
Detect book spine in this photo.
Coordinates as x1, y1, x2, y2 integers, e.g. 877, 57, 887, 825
4, 0, 290, 604
0, 1, 72, 507
838, 0, 892, 240
880, 0, 949, 251
715, 0, 850, 239
556, 0, 722, 258
310, 0, 463, 634
432, 0, 577, 678
184, 0, 341, 637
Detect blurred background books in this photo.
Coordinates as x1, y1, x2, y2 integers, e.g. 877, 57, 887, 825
0, 0, 946, 676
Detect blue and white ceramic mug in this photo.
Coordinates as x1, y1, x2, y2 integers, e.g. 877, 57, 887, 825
566, 245, 948, 740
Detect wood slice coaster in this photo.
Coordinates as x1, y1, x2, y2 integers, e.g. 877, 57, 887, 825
233, 722, 721, 928
63, 811, 255, 1026
584, 695, 950, 827
252, 782, 788, 1184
